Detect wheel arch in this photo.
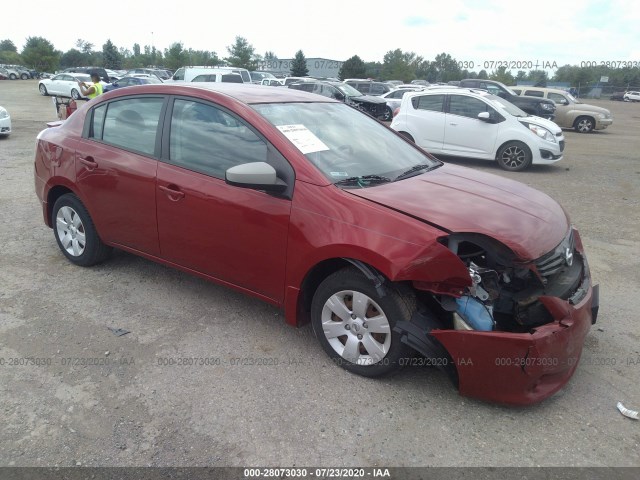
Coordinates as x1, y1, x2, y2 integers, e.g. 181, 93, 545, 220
45, 185, 76, 227
495, 139, 532, 160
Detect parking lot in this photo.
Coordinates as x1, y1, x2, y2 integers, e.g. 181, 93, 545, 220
0, 80, 639, 468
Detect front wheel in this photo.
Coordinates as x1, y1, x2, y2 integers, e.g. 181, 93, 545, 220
382, 106, 393, 122
71, 88, 81, 100
311, 267, 415, 377
496, 141, 532, 171
574, 116, 594, 133
39, 84, 48, 96
52, 194, 111, 267
20, 73, 29, 80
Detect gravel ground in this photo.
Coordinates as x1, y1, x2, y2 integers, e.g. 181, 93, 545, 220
0, 80, 639, 468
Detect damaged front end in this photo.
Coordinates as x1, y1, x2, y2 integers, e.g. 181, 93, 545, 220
396, 227, 599, 405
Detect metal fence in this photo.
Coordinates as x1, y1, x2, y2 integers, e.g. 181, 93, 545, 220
576, 83, 640, 99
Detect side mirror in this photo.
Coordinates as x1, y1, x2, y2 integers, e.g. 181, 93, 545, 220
225, 162, 287, 193
334, 92, 345, 101
559, 99, 569, 105
477, 112, 492, 122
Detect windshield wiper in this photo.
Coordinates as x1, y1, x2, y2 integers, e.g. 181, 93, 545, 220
394, 163, 439, 181
334, 174, 392, 188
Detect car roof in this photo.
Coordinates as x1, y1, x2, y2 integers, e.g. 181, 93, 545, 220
102, 82, 339, 104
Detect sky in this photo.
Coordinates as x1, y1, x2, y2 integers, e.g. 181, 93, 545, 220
4, 0, 640, 71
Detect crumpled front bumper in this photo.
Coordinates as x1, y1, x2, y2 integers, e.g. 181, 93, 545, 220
430, 281, 599, 405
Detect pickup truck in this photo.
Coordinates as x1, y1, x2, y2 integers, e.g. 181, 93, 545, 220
458, 79, 556, 120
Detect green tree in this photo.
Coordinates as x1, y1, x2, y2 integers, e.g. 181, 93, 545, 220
490, 66, 515, 85
0, 39, 20, 64
381, 49, 419, 82
75, 39, 94, 54
21, 36, 59, 72
339, 55, 366, 80
225, 36, 257, 70
290, 50, 309, 76
133, 43, 141, 57
0, 39, 17, 52
264, 51, 277, 61
60, 48, 85, 68
163, 42, 189, 70
430, 53, 461, 82
102, 40, 122, 69
527, 69, 548, 87
477, 69, 489, 79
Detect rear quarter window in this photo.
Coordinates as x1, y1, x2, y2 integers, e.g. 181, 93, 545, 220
411, 94, 445, 112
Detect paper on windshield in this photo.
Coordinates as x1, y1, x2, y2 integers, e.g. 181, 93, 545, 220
277, 124, 329, 154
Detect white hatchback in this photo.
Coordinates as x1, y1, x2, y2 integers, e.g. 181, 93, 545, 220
391, 88, 565, 171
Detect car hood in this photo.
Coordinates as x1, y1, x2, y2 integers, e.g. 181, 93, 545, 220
519, 115, 563, 133
346, 164, 569, 261
570, 103, 611, 115
348, 94, 387, 104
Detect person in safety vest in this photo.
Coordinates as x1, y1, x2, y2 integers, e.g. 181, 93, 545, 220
77, 71, 103, 99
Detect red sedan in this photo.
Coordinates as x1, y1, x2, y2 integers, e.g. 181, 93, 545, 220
34, 83, 599, 405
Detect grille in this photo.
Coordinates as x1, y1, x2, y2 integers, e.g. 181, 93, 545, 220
535, 229, 575, 277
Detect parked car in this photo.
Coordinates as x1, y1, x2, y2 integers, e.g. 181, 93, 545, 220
379, 87, 423, 121
410, 80, 429, 86
458, 79, 556, 120
33, 83, 597, 405
344, 79, 392, 96
0, 71, 7, 80
124, 68, 165, 81
0, 106, 11, 136
38, 73, 106, 99
391, 88, 565, 171
281, 76, 314, 86
190, 71, 243, 83
610, 91, 626, 101
261, 78, 284, 86
250, 71, 277, 84
510, 86, 613, 133
103, 75, 163, 92
62, 67, 112, 83
288, 80, 387, 119
10, 65, 33, 79
0, 66, 20, 80
385, 80, 404, 87
624, 91, 640, 102
169, 66, 251, 83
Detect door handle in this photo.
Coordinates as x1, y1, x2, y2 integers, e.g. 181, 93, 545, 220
159, 184, 185, 200
79, 156, 97, 170
449, 122, 458, 126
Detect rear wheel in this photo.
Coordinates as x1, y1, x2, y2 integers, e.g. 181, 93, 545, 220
574, 116, 594, 133
311, 267, 415, 377
71, 89, 81, 100
9, 73, 17, 80
52, 194, 111, 267
496, 141, 532, 171
20, 73, 29, 80
39, 84, 48, 96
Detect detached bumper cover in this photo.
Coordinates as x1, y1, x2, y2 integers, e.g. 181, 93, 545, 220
430, 282, 598, 405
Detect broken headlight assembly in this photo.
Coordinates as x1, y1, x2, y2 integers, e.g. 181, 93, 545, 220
434, 230, 583, 333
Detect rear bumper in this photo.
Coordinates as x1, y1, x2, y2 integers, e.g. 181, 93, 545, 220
430, 282, 598, 406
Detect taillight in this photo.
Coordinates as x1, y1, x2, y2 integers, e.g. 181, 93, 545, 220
393, 108, 400, 118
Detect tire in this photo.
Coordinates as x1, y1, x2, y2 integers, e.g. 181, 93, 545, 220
39, 84, 48, 96
496, 141, 532, 171
52, 194, 112, 267
71, 89, 81, 100
311, 267, 415, 377
20, 73, 29, 80
574, 116, 594, 133
382, 106, 393, 122
9, 73, 17, 80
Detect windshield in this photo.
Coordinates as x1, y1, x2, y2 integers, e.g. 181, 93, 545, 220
251, 72, 275, 81
487, 94, 528, 117
252, 103, 440, 186
335, 84, 362, 97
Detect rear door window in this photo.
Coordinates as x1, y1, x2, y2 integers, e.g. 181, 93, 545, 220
411, 94, 445, 112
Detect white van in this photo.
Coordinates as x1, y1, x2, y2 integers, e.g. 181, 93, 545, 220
169, 66, 251, 83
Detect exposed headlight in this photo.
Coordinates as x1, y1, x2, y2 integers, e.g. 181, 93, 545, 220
0, 107, 8, 119
541, 103, 554, 111
524, 123, 557, 143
